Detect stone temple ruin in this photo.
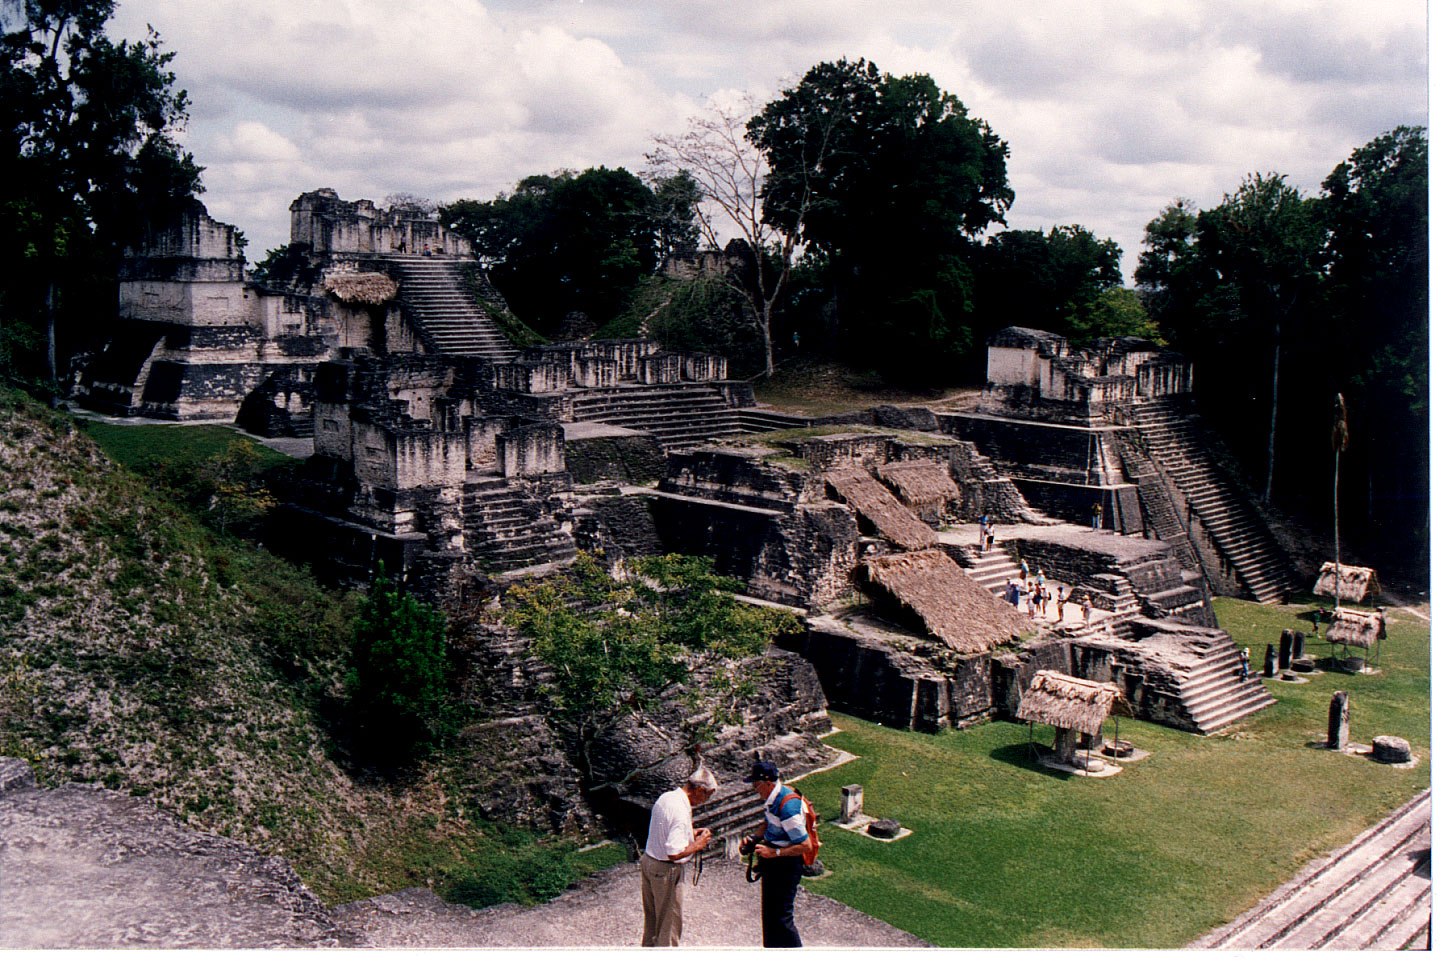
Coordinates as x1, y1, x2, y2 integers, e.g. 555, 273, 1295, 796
81, 191, 1303, 834
79, 190, 519, 434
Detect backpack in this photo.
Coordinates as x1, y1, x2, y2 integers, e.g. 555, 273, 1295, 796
774, 785, 822, 867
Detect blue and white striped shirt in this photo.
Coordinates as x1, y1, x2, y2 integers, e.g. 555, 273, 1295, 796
762, 782, 808, 848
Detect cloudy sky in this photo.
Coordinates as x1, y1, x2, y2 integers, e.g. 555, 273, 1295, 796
110, 0, 1427, 279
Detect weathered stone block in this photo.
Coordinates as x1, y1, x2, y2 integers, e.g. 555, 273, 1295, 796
840, 784, 864, 823
1371, 736, 1411, 764
1328, 690, 1350, 749
498, 422, 566, 477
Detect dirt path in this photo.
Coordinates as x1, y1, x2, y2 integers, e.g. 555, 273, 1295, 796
0, 758, 925, 949
334, 858, 930, 948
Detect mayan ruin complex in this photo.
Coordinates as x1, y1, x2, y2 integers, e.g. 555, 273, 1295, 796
69, 190, 1307, 776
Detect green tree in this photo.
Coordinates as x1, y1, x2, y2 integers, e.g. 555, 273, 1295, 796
1137, 177, 1323, 502
348, 570, 450, 766
503, 552, 797, 789
441, 167, 695, 337
1137, 133, 1426, 577
649, 170, 702, 263
1, 0, 202, 391
1196, 174, 1323, 502
1135, 199, 1203, 333
747, 58, 1012, 381
975, 225, 1124, 343
1074, 287, 1160, 341
1316, 126, 1427, 554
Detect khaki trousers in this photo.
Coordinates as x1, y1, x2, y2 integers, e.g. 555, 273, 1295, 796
640, 853, 686, 946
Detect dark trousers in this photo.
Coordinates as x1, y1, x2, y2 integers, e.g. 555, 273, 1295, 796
759, 857, 803, 947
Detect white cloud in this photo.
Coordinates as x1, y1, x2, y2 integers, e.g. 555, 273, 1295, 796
108, 0, 1425, 276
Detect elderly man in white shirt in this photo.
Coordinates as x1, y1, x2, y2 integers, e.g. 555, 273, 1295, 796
640, 767, 717, 946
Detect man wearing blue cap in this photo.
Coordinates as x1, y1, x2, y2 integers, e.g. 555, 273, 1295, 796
738, 760, 809, 947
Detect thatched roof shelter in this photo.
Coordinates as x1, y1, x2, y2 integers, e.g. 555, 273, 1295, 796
324, 272, 398, 305
824, 466, 936, 550
1015, 670, 1121, 737
1327, 607, 1385, 649
862, 548, 1031, 653
1312, 562, 1378, 603
876, 461, 960, 518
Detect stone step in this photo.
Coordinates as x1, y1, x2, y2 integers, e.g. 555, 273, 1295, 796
737, 410, 811, 431
1267, 821, 1431, 948
572, 397, 732, 416
1326, 868, 1432, 949
1192, 689, 1276, 733
1185, 676, 1268, 715
578, 403, 733, 423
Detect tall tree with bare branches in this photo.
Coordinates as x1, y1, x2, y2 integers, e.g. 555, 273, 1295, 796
648, 97, 830, 378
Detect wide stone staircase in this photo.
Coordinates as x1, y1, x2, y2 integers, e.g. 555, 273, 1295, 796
688, 742, 831, 863
1113, 430, 1199, 563
570, 384, 749, 449
691, 786, 766, 861
463, 477, 576, 572
1129, 400, 1293, 603
1177, 634, 1275, 733
736, 409, 812, 433
387, 255, 520, 362
956, 544, 1025, 599
1194, 789, 1431, 949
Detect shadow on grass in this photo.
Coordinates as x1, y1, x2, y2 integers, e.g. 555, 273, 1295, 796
988, 742, 1072, 780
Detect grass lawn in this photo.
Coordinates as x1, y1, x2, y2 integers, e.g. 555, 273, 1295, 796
795, 598, 1429, 948
76, 421, 293, 473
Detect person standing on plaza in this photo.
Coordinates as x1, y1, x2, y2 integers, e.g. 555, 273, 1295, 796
640, 768, 716, 947
739, 761, 810, 948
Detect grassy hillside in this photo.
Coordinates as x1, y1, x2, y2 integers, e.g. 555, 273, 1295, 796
0, 395, 621, 903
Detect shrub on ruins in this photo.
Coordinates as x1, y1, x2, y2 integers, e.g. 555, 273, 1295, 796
503, 552, 800, 789
248, 242, 321, 289
747, 59, 1012, 382
605, 274, 766, 378
1, 0, 203, 392
347, 569, 451, 767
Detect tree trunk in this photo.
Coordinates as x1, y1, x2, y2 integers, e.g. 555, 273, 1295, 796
759, 301, 775, 377
45, 279, 59, 388
1334, 448, 1342, 614
1263, 324, 1280, 503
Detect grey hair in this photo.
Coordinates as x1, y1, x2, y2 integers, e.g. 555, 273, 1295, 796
685, 767, 718, 793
